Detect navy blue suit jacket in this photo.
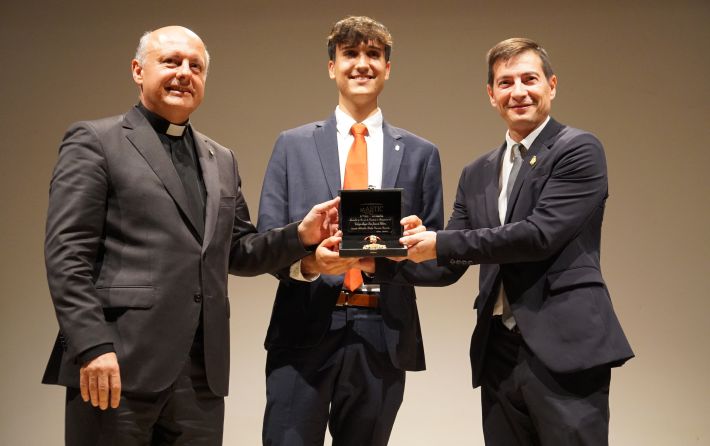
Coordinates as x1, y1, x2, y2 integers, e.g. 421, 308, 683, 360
377, 118, 633, 385
257, 114, 443, 371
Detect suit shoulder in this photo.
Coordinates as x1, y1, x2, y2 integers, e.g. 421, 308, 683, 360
554, 124, 603, 149
65, 114, 124, 139
276, 120, 324, 140
387, 124, 436, 148
549, 125, 606, 166
58, 114, 127, 161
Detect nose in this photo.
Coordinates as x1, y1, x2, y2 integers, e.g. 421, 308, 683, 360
355, 52, 370, 70
511, 79, 526, 99
176, 59, 192, 80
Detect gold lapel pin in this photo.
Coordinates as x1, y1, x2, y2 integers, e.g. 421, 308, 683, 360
529, 155, 537, 167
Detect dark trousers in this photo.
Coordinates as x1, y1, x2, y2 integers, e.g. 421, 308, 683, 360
481, 316, 611, 446
263, 307, 406, 446
65, 329, 224, 446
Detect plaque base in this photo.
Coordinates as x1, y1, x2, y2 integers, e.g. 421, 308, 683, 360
339, 236, 408, 257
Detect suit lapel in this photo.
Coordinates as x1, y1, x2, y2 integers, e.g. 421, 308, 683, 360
485, 145, 505, 227
123, 108, 201, 239
194, 131, 220, 252
505, 118, 564, 223
314, 115, 341, 198
381, 122, 404, 189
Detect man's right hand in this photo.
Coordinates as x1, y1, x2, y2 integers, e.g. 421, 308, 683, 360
301, 232, 360, 275
297, 196, 341, 246
80, 352, 121, 410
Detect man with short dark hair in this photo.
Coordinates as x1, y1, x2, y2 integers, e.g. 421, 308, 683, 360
257, 15, 443, 446
43, 25, 338, 445
391, 37, 634, 445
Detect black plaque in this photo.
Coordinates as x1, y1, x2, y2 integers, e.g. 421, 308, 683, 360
339, 188, 407, 257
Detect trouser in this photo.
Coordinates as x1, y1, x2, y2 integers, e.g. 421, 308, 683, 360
65, 324, 223, 446
481, 316, 611, 446
263, 306, 405, 446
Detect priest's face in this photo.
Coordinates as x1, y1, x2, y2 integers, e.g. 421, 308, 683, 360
131, 26, 207, 124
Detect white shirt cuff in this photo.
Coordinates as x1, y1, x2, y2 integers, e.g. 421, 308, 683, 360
289, 259, 320, 282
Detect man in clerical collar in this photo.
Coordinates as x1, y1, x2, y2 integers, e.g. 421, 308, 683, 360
43, 25, 338, 444
257, 15, 444, 445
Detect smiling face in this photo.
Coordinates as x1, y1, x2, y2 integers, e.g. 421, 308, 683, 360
487, 50, 557, 141
328, 40, 390, 118
131, 26, 207, 124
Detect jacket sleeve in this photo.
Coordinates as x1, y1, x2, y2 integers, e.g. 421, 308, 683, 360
436, 133, 608, 265
375, 158, 469, 286
45, 122, 115, 361
227, 147, 309, 276
254, 132, 312, 282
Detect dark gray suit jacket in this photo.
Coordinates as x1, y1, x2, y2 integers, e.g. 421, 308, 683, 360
257, 115, 443, 371
43, 107, 309, 396
377, 118, 634, 385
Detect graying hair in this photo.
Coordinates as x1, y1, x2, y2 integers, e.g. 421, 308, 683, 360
134, 29, 211, 72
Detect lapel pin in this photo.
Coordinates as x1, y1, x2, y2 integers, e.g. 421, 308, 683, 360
394, 145, 400, 151
529, 155, 537, 167
209, 149, 214, 158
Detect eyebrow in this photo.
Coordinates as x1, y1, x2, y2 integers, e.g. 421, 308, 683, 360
497, 70, 540, 79
159, 52, 204, 62
340, 44, 384, 51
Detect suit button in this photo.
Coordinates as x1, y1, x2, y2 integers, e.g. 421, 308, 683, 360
194, 293, 203, 303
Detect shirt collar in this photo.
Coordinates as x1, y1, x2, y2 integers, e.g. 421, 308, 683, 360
334, 106, 383, 137
136, 102, 189, 137
505, 115, 550, 152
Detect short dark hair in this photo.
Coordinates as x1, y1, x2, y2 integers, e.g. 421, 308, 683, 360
327, 16, 393, 61
487, 38, 554, 86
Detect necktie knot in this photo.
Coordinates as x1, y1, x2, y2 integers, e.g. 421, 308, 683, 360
511, 143, 525, 161
351, 123, 368, 137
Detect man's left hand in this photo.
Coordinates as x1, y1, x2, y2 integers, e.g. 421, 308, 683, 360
400, 230, 438, 263
298, 196, 340, 246
400, 215, 426, 236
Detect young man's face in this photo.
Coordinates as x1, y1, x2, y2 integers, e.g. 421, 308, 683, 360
486, 50, 557, 141
328, 40, 390, 111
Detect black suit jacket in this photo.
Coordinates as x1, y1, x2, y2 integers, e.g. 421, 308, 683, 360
257, 115, 443, 371
43, 107, 309, 396
378, 118, 633, 386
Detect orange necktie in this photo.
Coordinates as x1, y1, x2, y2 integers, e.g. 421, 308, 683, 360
343, 123, 368, 291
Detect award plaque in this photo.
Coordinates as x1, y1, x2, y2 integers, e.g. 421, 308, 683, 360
338, 188, 407, 257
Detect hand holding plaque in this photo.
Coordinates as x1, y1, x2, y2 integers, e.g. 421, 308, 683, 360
338, 188, 407, 257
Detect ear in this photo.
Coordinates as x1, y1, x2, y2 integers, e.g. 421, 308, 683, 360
384, 61, 391, 80
328, 60, 336, 80
131, 59, 143, 86
548, 74, 557, 100
486, 84, 496, 107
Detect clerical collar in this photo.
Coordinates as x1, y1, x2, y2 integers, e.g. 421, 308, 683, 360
136, 102, 189, 137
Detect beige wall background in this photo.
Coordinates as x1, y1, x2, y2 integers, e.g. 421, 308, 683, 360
1, 0, 708, 444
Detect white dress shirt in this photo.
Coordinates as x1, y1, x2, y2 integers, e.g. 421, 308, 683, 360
493, 116, 550, 328
334, 106, 384, 190
290, 106, 386, 281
